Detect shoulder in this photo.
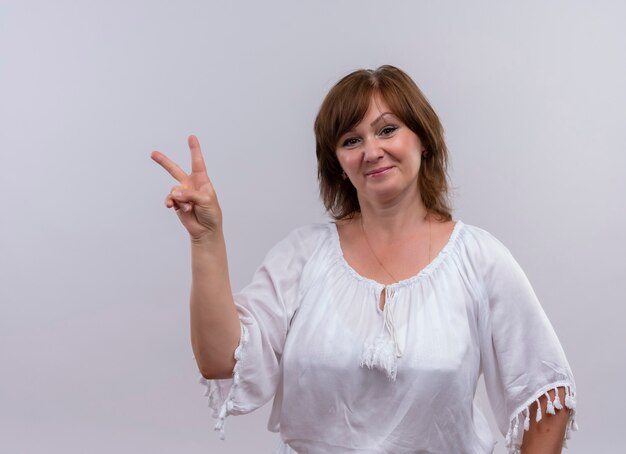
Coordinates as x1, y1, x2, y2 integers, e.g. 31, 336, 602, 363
267, 222, 333, 262
284, 222, 332, 239
456, 221, 513, 260
457, 221, 506, 246
457, 222, 538, 304
452, 221, 527, 289
281, 222, 332, 247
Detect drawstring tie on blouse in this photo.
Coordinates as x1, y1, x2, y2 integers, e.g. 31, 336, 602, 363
360, 286, 402, 380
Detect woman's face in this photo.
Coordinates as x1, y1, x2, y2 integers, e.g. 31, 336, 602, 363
335, 94, 425, 207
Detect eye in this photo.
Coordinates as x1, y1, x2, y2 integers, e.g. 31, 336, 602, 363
341, 137, 361, 147
379, 125, 398, 136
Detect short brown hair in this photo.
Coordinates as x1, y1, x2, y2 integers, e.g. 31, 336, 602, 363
314, 65, 453, 221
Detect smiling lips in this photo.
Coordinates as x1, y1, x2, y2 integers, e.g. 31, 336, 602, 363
365, 166, 393, 177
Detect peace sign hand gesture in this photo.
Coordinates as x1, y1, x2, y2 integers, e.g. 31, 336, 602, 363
151, 135, 222, 242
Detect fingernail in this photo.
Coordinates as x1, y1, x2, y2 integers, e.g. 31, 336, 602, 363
183, 204, 191, 212
173, 191, 183, 197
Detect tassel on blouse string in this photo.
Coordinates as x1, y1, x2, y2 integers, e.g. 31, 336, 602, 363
552, 387, 563, 410
506, 384, 577, 454
565, 385, 576, 410
535, 398, 542, 423
505, 425, 512, 446
360, 286, 402, 380
512, 416, 519, 440
564, 385, 579, 432
523, 408, 530, 431
545, 391, 555, 415
383, 287, 402, 358
194, 323, 250, 440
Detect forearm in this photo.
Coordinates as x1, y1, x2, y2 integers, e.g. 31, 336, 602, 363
189, 231, 241, 379
521, 387, 570, 454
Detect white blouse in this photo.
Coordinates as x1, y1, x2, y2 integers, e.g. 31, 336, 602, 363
199, 220, 577, 453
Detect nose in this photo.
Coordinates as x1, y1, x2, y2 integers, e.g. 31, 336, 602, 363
363, 137, 384, 162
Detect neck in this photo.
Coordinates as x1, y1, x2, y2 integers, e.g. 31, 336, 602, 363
357, 190, 430, 241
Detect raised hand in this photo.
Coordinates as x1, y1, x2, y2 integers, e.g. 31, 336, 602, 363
151, 135, 222, 241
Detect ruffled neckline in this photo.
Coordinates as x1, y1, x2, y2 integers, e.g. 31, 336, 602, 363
329, 219, 465, 291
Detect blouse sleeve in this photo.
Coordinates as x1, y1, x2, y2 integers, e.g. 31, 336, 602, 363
473, 229, 578, 453
197, 225, 323, 439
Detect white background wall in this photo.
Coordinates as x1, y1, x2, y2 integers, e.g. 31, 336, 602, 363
1, 1, 624, 452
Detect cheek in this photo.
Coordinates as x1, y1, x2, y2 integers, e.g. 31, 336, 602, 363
337, 151, 360, 170
403, 131, 423, 153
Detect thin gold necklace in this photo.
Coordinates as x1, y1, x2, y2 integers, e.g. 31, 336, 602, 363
360, 214, 432, 284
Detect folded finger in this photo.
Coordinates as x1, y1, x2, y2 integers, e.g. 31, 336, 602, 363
165, 194, 178, 209
165, 194, 191, 212
170, 187, 210, 207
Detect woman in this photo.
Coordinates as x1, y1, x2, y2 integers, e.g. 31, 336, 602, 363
151, 65, 577, 453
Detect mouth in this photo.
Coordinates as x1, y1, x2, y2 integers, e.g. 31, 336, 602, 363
365, 166, 393, 177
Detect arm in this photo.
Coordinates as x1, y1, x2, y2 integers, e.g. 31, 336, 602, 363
471, 226, 578, 452
189, 231, 241, 379
521, 387, 570, 454
152, 135, 240, 379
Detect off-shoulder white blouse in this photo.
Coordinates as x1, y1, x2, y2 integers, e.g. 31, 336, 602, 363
199, 220, 577, 453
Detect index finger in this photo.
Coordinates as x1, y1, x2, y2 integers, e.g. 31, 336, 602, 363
150, 150, 188, 183
188, 135, 208, 176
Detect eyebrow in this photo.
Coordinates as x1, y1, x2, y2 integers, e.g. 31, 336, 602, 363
340, 112, 397, 141
370, 112, 396, 127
